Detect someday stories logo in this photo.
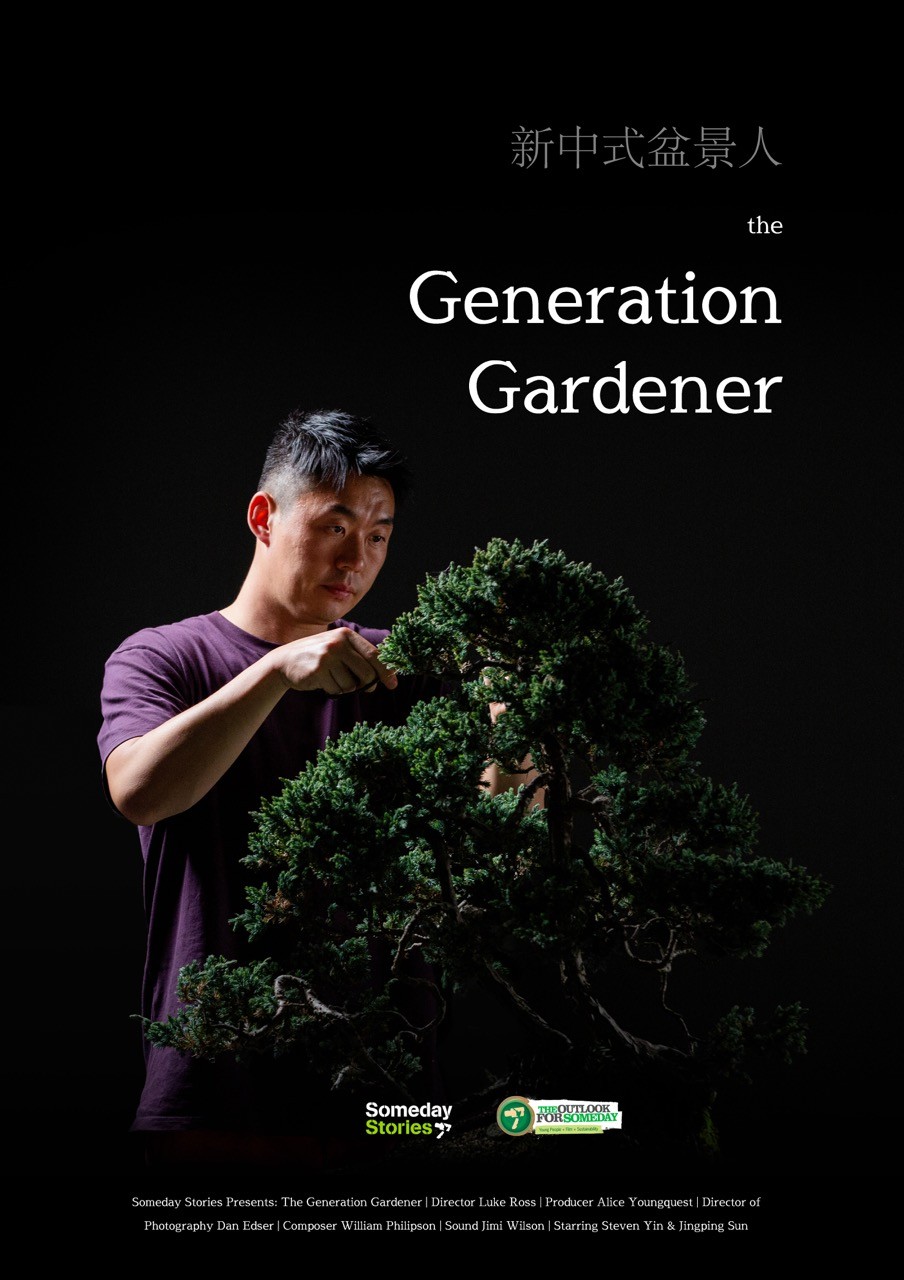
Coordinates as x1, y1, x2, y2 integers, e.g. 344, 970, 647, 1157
364, 1102, 452, 1139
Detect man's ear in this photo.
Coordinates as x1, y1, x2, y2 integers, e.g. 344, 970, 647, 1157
248, 491, 276, 545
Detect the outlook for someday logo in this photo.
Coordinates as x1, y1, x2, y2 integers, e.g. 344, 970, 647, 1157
497, 1096, 622, 1136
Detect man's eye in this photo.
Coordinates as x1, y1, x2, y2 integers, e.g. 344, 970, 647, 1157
327, 525, 345, 534
370, 533, 386, 544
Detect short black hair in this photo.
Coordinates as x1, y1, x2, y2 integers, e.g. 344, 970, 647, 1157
259, 409, 412, 506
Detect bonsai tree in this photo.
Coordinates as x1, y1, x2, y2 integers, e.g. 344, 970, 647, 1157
146, 538, 827, 1150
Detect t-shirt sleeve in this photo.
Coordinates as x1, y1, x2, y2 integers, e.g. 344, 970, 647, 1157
97, 634, 192, 778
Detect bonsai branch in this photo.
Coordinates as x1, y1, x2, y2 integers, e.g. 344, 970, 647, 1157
273, 975, 418, 1102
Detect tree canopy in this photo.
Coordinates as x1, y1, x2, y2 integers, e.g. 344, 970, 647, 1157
146, 538, 828, 1145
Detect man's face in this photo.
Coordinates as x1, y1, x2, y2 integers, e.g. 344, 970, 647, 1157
266, 473, 395, 632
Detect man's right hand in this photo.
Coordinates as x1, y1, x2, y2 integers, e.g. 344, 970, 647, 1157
275, 627, 398, 696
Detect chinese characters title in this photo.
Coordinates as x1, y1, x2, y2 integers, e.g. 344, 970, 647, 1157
511, 125, 780, 170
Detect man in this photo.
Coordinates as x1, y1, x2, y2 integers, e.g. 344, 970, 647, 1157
99, 410, 435, 1154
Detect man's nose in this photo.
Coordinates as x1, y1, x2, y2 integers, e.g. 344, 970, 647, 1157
336, 535, 366, 570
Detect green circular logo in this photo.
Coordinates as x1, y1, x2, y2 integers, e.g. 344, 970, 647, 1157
496, 1095, 535, 1136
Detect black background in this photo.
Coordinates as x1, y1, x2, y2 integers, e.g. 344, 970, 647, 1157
6, 104, 897, 1234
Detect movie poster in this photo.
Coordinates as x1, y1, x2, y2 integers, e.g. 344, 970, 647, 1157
10, 111, 894, 1241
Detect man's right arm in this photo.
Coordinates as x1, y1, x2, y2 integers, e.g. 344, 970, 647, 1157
105, 628, 397, 826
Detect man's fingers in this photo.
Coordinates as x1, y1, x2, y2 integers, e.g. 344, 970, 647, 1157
330, 650, 395, 696
369, 654, 398, 689
341, 650, 381, 686
347, 632, 398, 690
280, 629, 398, 694
326, 669, 381, 697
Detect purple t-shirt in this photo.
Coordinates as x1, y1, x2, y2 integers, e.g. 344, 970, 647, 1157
98, 610, 434, 1130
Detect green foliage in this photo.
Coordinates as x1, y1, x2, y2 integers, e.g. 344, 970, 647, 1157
146, 538, 828, 1129
142, 958, 287, 1059
705, 1004, 812, 1082
591, 768, 828, 959
382, 538, 705, 769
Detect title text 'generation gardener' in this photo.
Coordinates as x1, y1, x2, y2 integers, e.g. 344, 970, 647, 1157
409, 270, 783, 416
